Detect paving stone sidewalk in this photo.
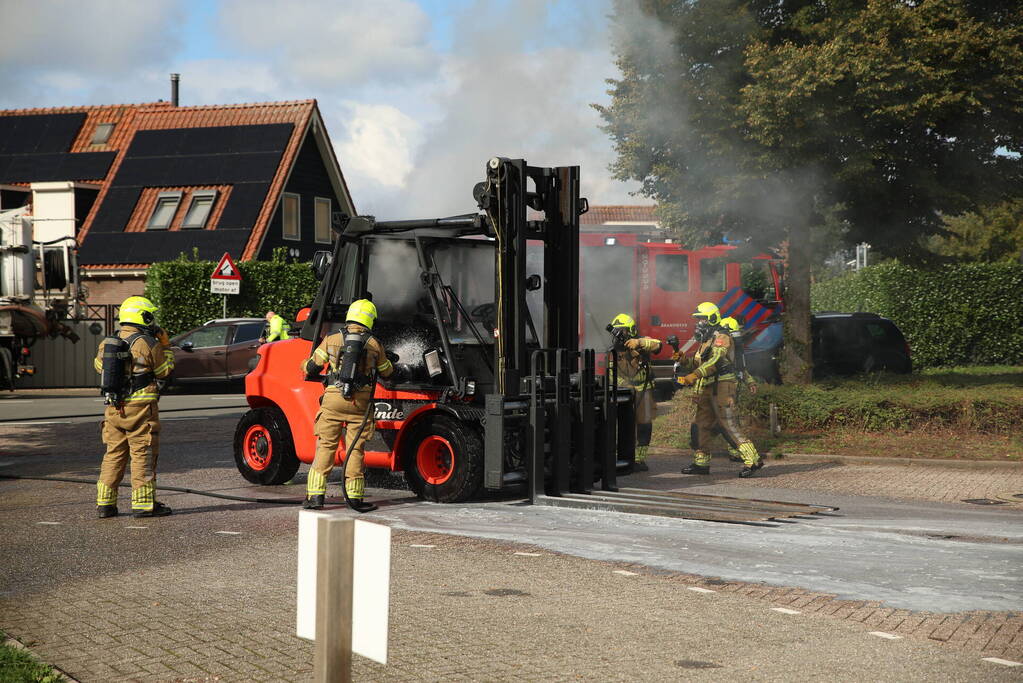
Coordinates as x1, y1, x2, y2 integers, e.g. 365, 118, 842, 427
3, 527, 1021, 683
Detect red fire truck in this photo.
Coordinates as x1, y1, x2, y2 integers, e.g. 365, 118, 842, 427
577, 224, 784, 394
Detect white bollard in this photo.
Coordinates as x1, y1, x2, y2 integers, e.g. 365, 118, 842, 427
297, 510, 392, 682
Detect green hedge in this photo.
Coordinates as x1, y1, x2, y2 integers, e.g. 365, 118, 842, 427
743, 367, 1023, 434
144, 248, 319, 336
811, 262, 1023, 368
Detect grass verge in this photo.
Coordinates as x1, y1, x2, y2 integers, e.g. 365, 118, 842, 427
0, 634, 61, 683
653, 366, 1023, 461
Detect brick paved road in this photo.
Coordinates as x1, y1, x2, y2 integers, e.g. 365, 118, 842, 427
2, 416, 1022, 681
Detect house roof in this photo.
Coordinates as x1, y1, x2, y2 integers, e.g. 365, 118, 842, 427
0, 99, 353, 267
580, 205, 658, 225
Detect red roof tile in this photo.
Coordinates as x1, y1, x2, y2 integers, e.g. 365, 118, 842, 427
580, 205, 658, 225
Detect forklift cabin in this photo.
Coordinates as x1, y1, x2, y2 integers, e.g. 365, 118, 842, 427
238, 158, 635, 504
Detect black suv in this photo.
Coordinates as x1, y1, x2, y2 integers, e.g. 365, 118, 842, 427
744, 312, 912, 382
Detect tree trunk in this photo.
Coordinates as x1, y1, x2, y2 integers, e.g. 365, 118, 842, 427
780, 221, 813, 384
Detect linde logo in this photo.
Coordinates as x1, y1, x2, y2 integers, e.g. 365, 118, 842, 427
374, 402, 405, 420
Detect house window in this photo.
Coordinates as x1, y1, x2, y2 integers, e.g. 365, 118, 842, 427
147, 192, 182, 230
182, 190, 218, 229
282, 193, 300, 240
314, 197, 331, 244
91, 123, 115, 145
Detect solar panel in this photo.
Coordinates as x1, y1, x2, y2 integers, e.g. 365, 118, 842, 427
0, 113, 85, 154
218, 182, 269, 229
88, 188, 141, 232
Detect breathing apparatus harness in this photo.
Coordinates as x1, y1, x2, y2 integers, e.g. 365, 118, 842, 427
100, 327, 157, 412
319, 325, 378, 513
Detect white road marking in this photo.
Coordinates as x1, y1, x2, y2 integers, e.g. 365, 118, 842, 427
868, 632, 902, 640
410, 544, 435, 548
2, 421, 71, 425
772, 608, 801, 615
687, 587, 716, 594
125, 526, 148, 530
162, 417, 206, 421
514, 552, 542, 557
215, 531, 242, 535
651, 472, 686, 479
210, 397, 246, 400
982, 658, 1022, 667
613, 570, 638, 576
37, 521, 62, 526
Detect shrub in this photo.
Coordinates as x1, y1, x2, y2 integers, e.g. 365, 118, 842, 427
811, 262, 1023, 368
744, 368, 1023, 434
144, 248, 319, 336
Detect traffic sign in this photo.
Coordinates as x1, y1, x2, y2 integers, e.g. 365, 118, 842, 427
211, 253, 241, 296
211, 252, 242, 281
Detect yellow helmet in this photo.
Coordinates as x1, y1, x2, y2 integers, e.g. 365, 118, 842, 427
692, 301, 720, 326
720, 316, 740, 332
609, 313, 637, 337
346, 299, 378, 329
119, 296, 158, 326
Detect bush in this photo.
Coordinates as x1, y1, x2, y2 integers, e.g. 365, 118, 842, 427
811, 262, 1023, 368
144, 248, 319, 336
743, 367, 1023, 434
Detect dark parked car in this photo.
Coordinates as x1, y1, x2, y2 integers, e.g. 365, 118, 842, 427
169, 318, 267, 385
744, 312, 912, 382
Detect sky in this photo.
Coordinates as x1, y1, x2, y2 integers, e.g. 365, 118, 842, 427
0, 0, 648, 218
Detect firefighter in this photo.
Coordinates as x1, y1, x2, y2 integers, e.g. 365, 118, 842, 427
94, 296, 175, 518
300, 299, 395, 512
676, 302, 764, 477
719, 316, 757, 462
261, 310, 291, 343
607, 313, 662, 472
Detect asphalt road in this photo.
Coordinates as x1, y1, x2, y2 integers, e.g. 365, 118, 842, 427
1, 399, 1022, 680
0, 391, 249, 423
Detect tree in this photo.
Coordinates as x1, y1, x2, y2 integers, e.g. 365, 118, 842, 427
927, 200, 1023, 263
597, 0, 1023, 382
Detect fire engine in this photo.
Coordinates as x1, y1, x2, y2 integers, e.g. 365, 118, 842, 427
577, 225, 784, 394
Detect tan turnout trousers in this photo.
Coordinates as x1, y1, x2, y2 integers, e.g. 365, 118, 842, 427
691, 380, 758, 467
307, 388, 375, 499
97, 402, 161, 511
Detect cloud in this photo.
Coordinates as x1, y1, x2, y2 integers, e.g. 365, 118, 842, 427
0, 0, 184, 107
335, 103, 421, 190
217, 0, 437, 88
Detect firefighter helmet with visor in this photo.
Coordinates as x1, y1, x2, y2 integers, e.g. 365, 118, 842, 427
692, 301, 721, 326
118, 296, 158, 327
345, 299, 378, 329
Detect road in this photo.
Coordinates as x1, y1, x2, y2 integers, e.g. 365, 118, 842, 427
1, 396, 1021, 681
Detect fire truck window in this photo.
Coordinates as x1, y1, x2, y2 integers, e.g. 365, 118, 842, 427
655, 254, 689, 291
700, 258, 727, 292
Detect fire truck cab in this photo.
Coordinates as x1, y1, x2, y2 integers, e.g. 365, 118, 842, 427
579, 225, 784, 394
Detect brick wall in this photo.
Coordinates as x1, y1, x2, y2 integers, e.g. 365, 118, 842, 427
83, 274, 146, 306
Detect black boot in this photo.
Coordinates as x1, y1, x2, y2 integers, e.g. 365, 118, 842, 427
97, 505, 118, 519
739, 466, 756, 478
752, 460, 765, 471
303, 494, 325, 510
350, 500, 378, 513
632, 461, 649, 472
133, 502, 172, 518
681, 464, 710, 475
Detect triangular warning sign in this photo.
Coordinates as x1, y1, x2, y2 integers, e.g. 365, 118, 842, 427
211, 252, 242, 281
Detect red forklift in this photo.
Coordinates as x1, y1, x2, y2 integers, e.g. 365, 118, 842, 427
235, 158, 635, 504
233, 158, 831, 523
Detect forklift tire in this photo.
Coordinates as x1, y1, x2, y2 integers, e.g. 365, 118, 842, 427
234, 407, 300, 485
402, 414, 483, 503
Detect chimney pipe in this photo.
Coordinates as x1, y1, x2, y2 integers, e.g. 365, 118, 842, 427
170, 73, 180, 107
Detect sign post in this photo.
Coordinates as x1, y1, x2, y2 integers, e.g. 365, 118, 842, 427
210, 252, 241, 317
297, 511, 392, 682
